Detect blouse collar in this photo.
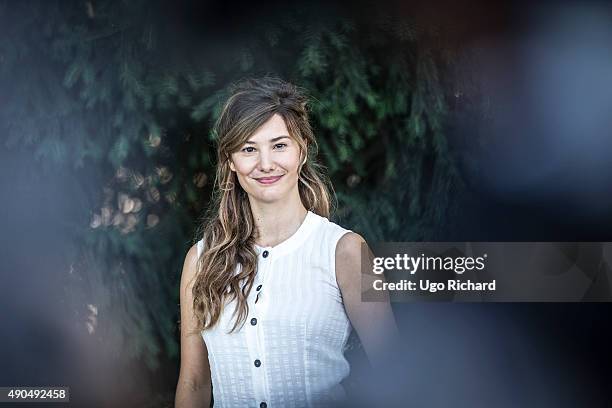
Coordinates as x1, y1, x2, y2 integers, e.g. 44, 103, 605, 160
254, 211, 320, 257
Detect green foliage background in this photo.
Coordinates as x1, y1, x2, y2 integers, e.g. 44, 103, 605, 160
0, 0, 463, 378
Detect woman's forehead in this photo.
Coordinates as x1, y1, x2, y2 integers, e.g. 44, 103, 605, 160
247, 114, 290, 142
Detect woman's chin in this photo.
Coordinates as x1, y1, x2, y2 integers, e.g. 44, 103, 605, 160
250, 189, 289, 205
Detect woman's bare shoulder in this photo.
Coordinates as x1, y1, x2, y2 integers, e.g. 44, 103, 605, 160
335, 232, 366, 284
336, 232, 366, 257
180, 243, 200, 291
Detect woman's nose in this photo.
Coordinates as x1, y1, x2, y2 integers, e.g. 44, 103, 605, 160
258, 151, 275, 172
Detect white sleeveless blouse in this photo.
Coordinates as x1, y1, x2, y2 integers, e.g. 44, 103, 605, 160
197, 211, 353, 408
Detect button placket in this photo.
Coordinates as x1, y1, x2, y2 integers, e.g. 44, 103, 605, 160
255, 249, 274, 406
247, 248, 272, 405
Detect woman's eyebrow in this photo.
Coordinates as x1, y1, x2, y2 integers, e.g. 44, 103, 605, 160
269, 136, 290, 142
244, 135, 290, 144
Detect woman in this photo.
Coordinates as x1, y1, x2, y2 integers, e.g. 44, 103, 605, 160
175, 77, 400, 407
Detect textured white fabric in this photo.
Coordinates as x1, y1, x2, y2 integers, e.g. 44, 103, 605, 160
197, 211, 353, 408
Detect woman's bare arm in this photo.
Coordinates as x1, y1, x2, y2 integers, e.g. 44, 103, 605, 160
335, 233, 402, 369
175, 244, 212, 408
336, 233, 408, 405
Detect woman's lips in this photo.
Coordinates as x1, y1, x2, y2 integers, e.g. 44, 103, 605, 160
255, 175, 283, 185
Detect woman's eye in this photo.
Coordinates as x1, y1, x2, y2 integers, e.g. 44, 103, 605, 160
241, 146, 256, 153
273, 143, 287, 149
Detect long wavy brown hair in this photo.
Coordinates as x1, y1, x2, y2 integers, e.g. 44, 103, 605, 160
191, 77, 333, 333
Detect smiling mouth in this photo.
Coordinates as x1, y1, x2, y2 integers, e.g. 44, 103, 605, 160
255, 175, 284, 185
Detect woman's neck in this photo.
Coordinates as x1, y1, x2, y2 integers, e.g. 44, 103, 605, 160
249, 194, 308, 248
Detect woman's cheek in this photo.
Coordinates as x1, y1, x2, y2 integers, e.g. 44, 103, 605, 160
236, 161, 256, 176
283, 153, 301, 172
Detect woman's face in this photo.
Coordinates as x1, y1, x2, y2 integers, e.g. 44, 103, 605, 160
229, 113, 303, 205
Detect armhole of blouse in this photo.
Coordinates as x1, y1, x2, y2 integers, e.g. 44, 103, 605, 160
331, 229, 353, 289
